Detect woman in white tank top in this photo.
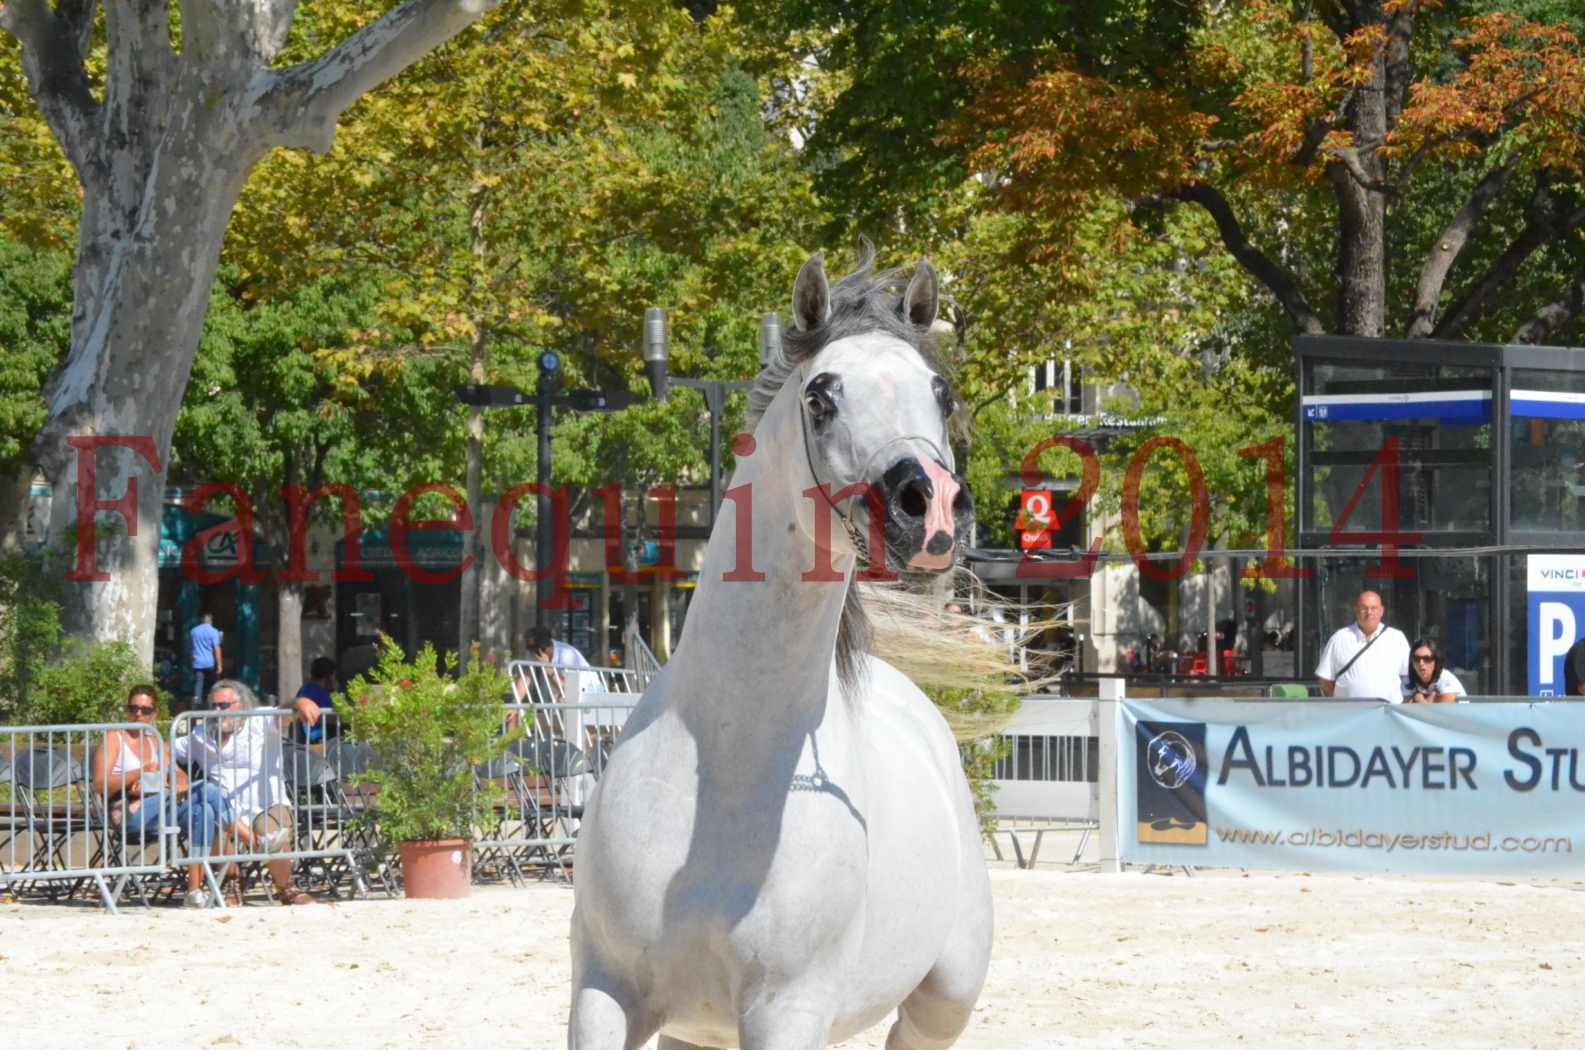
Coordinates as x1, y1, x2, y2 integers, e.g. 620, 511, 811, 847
90, 686, 232, 907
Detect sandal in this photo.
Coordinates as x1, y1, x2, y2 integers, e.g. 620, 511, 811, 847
223, 874, 245, 908
274, 884, 317, 906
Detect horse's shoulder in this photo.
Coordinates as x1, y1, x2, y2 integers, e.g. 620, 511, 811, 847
853, 655, 958, 751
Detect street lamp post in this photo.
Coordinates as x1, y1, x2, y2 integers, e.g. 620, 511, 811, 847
534, 350, 559, 626
642, 307, 781, 525
454, 353, 641, 649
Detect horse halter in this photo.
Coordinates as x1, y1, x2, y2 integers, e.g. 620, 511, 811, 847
796, 365, 954, 565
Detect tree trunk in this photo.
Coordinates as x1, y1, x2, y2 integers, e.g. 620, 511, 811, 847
3, 0, 505, 672
34, 142, 253, 669
459, 402, 485, 670
0, 470, 33, 555
1329, 24, 1389, 339
457, 165, 489, 671
277, 578, 305, 706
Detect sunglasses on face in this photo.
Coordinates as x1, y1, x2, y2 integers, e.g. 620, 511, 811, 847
127, 703, 156, 715
1412, 654, 1435, 663
211, 700, 239, 710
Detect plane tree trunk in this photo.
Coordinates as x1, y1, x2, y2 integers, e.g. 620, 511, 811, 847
0, 0, 504, 666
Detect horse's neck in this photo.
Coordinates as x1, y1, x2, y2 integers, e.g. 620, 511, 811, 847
668, 387, 853, 717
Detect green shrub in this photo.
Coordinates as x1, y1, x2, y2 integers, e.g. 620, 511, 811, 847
0, 552, 62, 721
24, 641, 154, 726
345, 640, 518, 845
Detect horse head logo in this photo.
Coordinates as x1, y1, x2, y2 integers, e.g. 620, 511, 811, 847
1145, 730, 1197, 791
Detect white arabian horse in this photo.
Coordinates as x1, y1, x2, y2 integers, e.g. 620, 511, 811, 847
569, 248, 992, 1050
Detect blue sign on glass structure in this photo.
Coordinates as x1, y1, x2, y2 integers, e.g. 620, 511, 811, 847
1528, 554, 1585, 697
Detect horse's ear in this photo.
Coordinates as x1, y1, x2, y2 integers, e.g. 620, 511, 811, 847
902, 259, 938, 329
792, 254, 830, 332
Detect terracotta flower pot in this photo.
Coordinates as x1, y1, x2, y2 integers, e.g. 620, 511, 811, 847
398, 839, 472, 899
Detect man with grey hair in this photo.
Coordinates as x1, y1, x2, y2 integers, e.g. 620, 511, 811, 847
174, 679, 322, 905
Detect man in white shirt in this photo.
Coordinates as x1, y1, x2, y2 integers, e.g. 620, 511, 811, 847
525, 627, 601, 822
1315, 590, 1410, 701
174, 680, 322, 904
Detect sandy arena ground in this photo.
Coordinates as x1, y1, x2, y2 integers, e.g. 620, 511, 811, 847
5, 844, 1584, 1049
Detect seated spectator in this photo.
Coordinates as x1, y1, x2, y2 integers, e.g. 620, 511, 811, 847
173, 679, 322, 905
1403, 640, 1465, 704
526, 626, 595, 703
89, 685, 231, 908
295, 656, 340, 744
339, 628, 388, 684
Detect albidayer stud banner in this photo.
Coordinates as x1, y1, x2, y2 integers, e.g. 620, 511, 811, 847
1119, 699, 1585, 875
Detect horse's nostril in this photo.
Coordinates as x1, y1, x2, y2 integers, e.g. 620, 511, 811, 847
899, 481, 929, 519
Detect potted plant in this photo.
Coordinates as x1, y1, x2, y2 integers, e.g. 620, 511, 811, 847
344, 640, 515, 899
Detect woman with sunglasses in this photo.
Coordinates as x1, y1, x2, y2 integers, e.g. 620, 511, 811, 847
90, 685, 233, 907
1403, 640, 1465, 704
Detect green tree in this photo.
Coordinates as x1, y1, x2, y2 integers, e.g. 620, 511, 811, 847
0, 0, 517, 666
171, 273, 412, 703
222, 2, 823, 659
956, 2, 1585, 344
0, 240, 70, 528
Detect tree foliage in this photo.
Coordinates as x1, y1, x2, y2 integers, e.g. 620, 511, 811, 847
0, 240, 70, 476
960, 1, 1585, 343
226, 1, 821, 505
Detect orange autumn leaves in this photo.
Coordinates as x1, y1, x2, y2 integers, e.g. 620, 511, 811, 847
957, 4, 1585, 225
958, 62, 1214, 221
1391, 14, 1585, 172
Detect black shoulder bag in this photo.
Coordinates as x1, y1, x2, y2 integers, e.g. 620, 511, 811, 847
1332, 628, 1384, 683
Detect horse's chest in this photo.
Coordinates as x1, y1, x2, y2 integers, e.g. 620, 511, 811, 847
660, 803, 870, 1001
599, 721, 871, 956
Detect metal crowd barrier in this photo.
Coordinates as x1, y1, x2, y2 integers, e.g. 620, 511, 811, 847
988, 697, 1104, 868
474, 698, 640, 884
1, 723, 171, 913
167, 708, 386, 907
507, 660, 654, 707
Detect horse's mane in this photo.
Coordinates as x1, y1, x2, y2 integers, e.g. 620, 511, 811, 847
747, 242, 947, 694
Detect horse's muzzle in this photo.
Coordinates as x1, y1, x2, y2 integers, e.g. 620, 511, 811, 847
878, 456, 974, 572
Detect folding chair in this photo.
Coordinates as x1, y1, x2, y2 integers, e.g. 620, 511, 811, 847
283, 742, 385, 899
473, 753, 527, 884
0, 757, 42, 893
6, 749, 88, 900
506, 737, 590, 880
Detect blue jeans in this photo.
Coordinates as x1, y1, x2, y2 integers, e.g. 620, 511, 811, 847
123, 782, 232, 858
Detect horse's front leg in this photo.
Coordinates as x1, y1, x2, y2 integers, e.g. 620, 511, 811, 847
569, 969, 657, 1050
737, 985, 838, 1050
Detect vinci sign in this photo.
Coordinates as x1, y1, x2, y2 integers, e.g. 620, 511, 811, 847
1528, 555, 1585, 697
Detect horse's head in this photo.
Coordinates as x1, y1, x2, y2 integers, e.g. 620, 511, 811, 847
769, 247, 974, 577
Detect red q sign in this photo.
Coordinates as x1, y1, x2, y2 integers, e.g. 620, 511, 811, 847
1018, 489, 1054, 550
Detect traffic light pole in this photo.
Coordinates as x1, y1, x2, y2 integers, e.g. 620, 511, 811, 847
456, 347, 644, 646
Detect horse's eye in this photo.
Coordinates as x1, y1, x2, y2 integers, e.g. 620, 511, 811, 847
804, 373, 840, 429
805, 388, 835, 429
932, 375, 957, 417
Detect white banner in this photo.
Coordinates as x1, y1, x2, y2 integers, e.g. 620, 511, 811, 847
1119, 699, 1585, 875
